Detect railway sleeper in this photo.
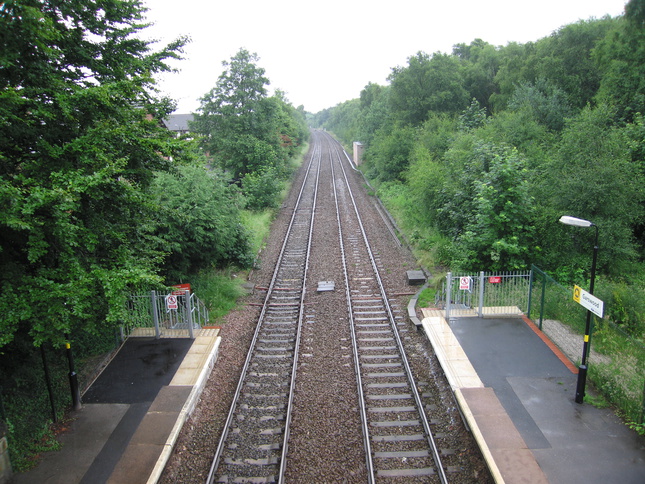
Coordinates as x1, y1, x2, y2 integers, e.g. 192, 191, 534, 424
216, 473, 277, 484
376, 467, 436, 477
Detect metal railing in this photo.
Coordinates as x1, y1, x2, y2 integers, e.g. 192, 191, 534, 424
122, 290, 209, 339
438, 271, 531, 319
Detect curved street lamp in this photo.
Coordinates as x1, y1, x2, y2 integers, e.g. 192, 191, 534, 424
559, 215, 599, 404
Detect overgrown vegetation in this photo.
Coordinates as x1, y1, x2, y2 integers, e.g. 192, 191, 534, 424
314, 2, 645, 332
315, 1, 645, 425
0, 0, 309, 470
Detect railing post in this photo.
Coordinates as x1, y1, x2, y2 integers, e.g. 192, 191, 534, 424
478, 271, 485, 317
445, 272, 452, 320
151, 290, 160, 339
640, 380, 645, 425
539, 272, 547, 331
186, 290, 195, 339
527, 266, 534, 318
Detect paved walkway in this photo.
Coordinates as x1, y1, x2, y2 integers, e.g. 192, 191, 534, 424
421, 310, 645, 484
12, 329, 220, 484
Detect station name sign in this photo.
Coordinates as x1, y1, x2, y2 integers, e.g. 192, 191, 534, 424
573, 285, 604, 318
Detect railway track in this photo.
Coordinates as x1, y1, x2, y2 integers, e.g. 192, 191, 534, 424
328, 136, 447, 483
205, 140, 321, 483
206, 132, 454, 483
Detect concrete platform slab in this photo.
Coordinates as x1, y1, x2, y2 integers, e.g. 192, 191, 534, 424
148, 386, 192, 413
12, 404, 130, 484
11, 332, 221, 484
107, 443, 164, 484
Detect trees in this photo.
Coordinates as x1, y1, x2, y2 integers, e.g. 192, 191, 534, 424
152, 165, 253, 281
315, 12, 645, 280
192, 49, 273, 180
0, 0, 188, 347
192, 49, 308, 209
529, 19, 616, 109
593, 2, 645, 122
539, 105, 644, 275
454, 39, 501, 113
388, 51, 469, 125
192, 49, 305, 182
454, 145, 537, 271
507, 78, 573, 132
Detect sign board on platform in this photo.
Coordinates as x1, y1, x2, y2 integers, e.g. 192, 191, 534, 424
166, 294, 178, 310
573, 285, 604, 318
489, 276, 502, 284
171, 283, 191, 295
459, 276, 472, 291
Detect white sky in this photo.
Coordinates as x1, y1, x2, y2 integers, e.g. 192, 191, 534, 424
141, 0, 628, 114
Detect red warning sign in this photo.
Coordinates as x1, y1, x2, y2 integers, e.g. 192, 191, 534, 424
459, 277, 472, 291
166, 294, 178, 310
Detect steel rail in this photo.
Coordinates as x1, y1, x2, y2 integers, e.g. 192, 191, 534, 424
329, 136, 376, 483
276, 136, 322, 483
325, 132, 448, 484
205, 136, 322, 484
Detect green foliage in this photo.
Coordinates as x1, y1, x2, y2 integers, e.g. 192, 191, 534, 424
453, 145, 537, 271
416, 287, 437, 308
459, 98, 488, 131
530, 19, 616, 109
242, 167, 283, 211
190, 268, 248, 322
366, 123, 416, 182
584, 392, 611, 408
151, 164, 254, 281
594, 5, 645, 121
0, 0, 188, 348
192, 49, 308, 186
626, 0, 645, 27
453, 39, 501, 112
596, 279, 645, 337
388, 51, 469, 124
507, 78, 573, 131
542, 104, 644, 276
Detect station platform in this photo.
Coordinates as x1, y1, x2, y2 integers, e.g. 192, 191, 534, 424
12, 329, 221, 484
11, 313, 645, 484
421, 310, 645, 483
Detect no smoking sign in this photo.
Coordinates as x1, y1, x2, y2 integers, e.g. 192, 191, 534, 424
166, 294, 178, 310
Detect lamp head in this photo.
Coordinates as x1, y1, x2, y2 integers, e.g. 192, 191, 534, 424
559, 215, 594, 228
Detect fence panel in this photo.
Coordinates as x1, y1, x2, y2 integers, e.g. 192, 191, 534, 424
122, 290, 209, 339
442, 271, 530, 319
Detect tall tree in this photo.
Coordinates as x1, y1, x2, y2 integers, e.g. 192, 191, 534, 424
0, 0, 188, 347
192, 49, 280, 180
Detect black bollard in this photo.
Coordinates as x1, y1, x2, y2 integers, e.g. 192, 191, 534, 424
575, 364, 587, 404
65, 335, 82, 411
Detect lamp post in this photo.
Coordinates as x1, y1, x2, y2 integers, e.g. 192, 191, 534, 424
559, 215, 599, 404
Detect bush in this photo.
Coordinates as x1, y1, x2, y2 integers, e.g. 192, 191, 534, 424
242, 167, 283, 211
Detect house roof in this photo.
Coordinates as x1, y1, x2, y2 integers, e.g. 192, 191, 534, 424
162, 113, 194, 132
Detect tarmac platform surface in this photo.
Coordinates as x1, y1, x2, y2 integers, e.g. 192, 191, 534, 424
422, 311, 645, 484
12, 330, 221, 484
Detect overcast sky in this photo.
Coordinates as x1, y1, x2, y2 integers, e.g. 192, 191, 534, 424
142, 0, 628, 114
